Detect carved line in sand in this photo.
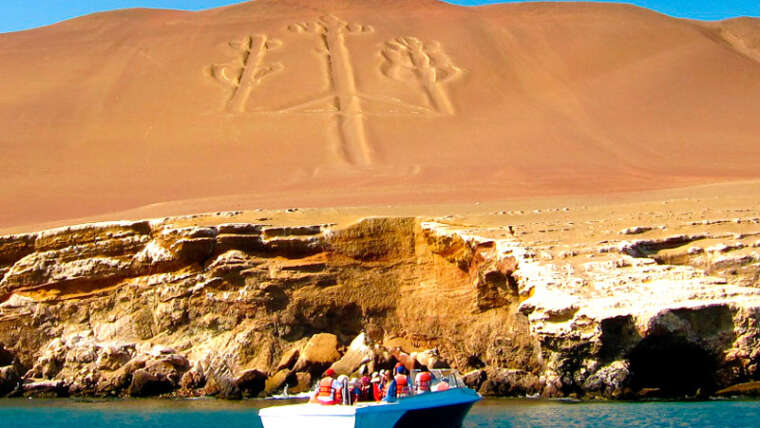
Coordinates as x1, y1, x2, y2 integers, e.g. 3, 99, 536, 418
207, 17, 464, 167
210, 35, 284, 113
381, 37, 463, 116
285, 15, 375, 166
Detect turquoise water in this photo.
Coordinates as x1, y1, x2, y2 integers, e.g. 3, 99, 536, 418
1, 398, 760, 428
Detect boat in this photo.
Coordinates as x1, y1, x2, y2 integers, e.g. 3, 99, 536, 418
258, 372, 481, 428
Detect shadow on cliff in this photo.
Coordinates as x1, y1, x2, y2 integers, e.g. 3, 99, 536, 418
0, 344, 13, 367
624, 306, 736, 398
627, 334, 718, 397
281, 300, 364, 342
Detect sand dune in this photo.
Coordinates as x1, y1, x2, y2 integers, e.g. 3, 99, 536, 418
1, 0, 759, 228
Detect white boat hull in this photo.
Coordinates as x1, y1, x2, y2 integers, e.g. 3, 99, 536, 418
259, 388, 481, 428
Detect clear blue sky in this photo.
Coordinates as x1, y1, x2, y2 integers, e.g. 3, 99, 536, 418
1, 0, 759, 34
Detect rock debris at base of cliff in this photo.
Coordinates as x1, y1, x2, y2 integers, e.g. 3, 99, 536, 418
1, 201, 760, 400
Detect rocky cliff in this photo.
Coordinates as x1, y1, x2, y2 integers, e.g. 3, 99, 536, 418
0, 209, 759, 399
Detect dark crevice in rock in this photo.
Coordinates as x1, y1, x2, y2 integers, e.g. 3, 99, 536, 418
627, 334, 718, 398
280, 301, 364, 343
622, 235, 706, 258
263, 285, 290, 312
0, 344, 13, 367
466, 355, 486, 369
235, 369, 267, 398
599, 316, 641, 365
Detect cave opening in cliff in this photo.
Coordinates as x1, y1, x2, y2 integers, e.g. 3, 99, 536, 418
627, 334, 717, 397
0, 345, 13, 366
599, 315, 641, 364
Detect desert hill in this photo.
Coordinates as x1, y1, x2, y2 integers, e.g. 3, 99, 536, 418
1, 0, 759, 228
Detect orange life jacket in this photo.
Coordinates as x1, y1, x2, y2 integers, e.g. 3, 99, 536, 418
395, 374, 410, 397
316, 377, 336, 405
416, 372, 432, 393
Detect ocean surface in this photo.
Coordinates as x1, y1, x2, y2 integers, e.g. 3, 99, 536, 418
2, 398, 760, 428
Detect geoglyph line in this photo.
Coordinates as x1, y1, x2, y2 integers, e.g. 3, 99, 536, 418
381, 37, 463, 115
211, 35, 283, 113
289, 15, 375, 166
207, 17, 464, 166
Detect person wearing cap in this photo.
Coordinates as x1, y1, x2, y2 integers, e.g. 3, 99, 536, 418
383, 366, 411, 402
313, 368, 338, 405
394, 365, 411, 398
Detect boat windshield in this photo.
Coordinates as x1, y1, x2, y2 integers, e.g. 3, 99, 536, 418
430, 368, 464, 388
408, 368, 464, 393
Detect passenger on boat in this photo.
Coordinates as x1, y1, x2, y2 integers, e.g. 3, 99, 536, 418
415, 367, 433, 394
380, 370, 393, 401
359, 375, 372, 402
382, 373, 397, 402
432, 377, 450, 392
311, 368, 338, 405
383, 366, 412, 402
337, 374, 351, 405
349, 377, 361, 404
395, 366, 411, 398
370, 372, 383, 401
390, 347, 418, 374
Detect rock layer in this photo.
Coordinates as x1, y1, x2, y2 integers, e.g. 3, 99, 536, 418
0, 212, 759, 399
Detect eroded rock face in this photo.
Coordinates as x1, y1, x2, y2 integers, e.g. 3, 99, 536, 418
477, 368, 541, 397
0, 214, 759, 399
293, 333, 340, 375
509, 218, 760, 398
128, 369, 172, 397
329, 333, 373, 375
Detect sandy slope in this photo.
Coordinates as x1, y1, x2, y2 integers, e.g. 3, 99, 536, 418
1, 0, 759, 228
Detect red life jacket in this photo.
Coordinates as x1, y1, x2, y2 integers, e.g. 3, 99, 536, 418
395, 374, 410, 397
359, 377, 372, 401
416, 372, 432, 393
334, 382, 343, 405
316, 377, 336, 405
372, 383, 383, 401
